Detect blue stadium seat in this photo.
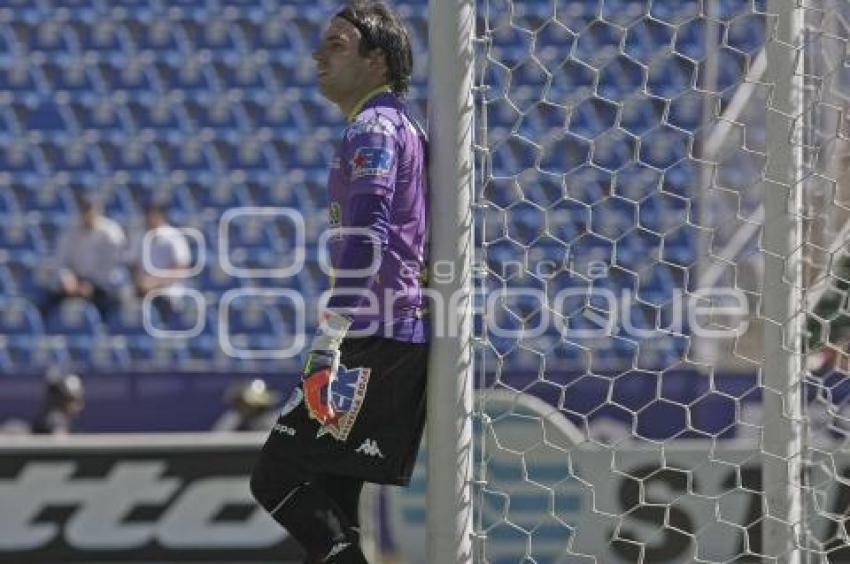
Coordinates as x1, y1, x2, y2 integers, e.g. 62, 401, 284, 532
662, 160, 696, 198
67, 20, 124, 52
637, 263, 681, 305
241, 96, 300, 133
125, 99, 183, 133
212, 138, 272, 171
0, 298, 44, 336
185, 181, 248, 211
0, 186, 19, 217
4, 336, 51, 371
123, 20, 181, 53
231, 17, 297, 52
154, 139, 215, 173
9, 21, 73, 53
124, 333, 155, 363
44, 300, 104, 337
638, 127, 689, 169
68, 100, 128, 136
210, 59, 265, 90
152, 60, 215, 93
616, 230, 661, 272
647, 54, 695, 98
37, 141, 98, 174
639, 192, 688, 234
89, 336, 131, 368
225, 300, 284, 336
38, 62, 99, 94
0, 221, 45, 260
96, 60, 157, 94
619, 95, 664, 136
183, 96, 241, 131
0, 62, 40, 92
591, 197, 636, 240
63, 335, 97, 367
0, 143, 38, 173
33, 217, 66, 254
569, 97, 617, 139
597, 56, 645, 102
96, 140, 156, 173
103, 184, 138, 222
196, 261, 243, 297
106, 302, 156, 336
12, 101, 70, 134
296, 259, 328, 296
727, 14, 765, 55
0, 265, 15, 297
177, 18, 238, 53
243, 177, 298, 208
667, 91, 704, 132
614, 164, 661, 201
649, 0, 700, 26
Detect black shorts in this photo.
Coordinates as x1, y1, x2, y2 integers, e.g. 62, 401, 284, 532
259, 336, 429, 486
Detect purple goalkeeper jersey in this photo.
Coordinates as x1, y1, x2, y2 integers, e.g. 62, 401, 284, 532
325, 90, 429, 343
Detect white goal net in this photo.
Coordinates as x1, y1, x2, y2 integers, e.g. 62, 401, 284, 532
468, 0, 850, 562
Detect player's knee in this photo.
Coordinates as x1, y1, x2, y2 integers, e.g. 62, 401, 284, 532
249, 455, 274, 511
250, 451, 306, 512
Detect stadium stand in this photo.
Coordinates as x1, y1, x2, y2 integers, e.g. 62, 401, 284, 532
0, 0, 763, 378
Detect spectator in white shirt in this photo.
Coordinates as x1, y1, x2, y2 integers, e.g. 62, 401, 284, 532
129, 203, 191, 323
40, 197, 127, 321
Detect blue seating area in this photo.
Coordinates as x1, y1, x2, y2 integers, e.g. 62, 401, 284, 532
0, 0, 768, 375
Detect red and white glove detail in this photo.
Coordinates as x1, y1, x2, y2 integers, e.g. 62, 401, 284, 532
301, 311, 352, 425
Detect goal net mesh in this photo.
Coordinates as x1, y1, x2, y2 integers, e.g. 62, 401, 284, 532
472, 0, 850, 561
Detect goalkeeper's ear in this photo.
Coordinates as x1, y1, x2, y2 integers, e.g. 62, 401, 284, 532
365, 47, 388, 82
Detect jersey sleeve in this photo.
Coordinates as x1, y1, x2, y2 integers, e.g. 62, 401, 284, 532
340, 115, 399, 197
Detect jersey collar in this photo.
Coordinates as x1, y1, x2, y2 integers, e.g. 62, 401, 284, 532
346, 85, 393, 122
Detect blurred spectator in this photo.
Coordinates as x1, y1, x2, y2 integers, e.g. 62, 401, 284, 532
213, 378, 281, 432
807, 247, 850, 375
40, 196, 127, 321
31, 369, 85, 435
128, 203, 191, 323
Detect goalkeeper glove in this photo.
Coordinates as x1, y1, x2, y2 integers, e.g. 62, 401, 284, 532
302, 311, 352, 425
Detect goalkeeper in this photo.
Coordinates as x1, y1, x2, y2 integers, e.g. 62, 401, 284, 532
250, 2, 429, 562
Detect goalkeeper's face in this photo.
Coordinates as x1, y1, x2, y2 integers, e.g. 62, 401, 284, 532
313, 18, 385, 111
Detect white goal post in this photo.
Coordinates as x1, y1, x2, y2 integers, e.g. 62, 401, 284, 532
426, 0, 475, 563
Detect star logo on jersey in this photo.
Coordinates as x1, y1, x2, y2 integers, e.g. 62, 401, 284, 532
316, 364, 371, 441
350, 146, 393, 179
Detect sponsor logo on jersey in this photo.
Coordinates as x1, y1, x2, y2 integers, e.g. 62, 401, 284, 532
316, 365, 371, 442
355, 438, 385, 458
350, 147, 393, 179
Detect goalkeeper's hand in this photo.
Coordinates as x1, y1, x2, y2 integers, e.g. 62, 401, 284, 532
301, 311, 352, 425
302, 349, 340, 424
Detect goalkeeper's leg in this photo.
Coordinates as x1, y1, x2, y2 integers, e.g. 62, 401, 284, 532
250, 448, 367, 563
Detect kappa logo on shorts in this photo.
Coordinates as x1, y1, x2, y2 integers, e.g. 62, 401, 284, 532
316, 365, 371, 442
355, 438, 385, 458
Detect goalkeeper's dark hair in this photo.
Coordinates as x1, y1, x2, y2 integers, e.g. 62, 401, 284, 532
335, 1, 413, 95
